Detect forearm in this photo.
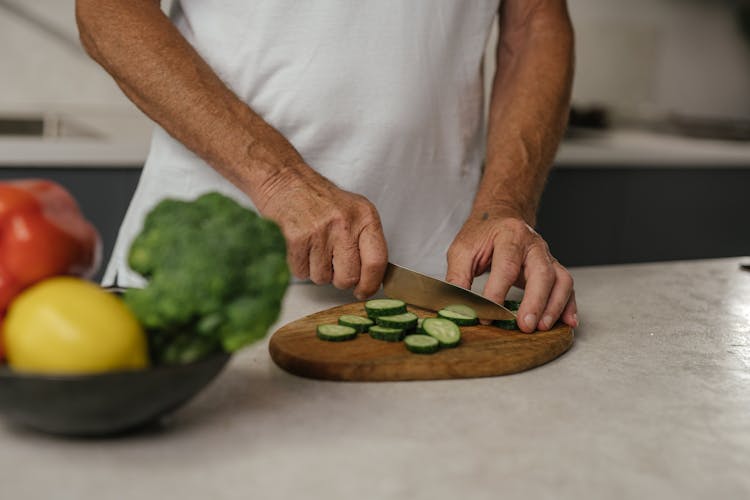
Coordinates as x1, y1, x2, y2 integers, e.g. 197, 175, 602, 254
475, 0, 574, 225
76, 0, 309, 209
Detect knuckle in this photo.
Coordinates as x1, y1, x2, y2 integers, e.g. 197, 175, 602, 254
333, 275, 359, 289
495, 258, 520, 281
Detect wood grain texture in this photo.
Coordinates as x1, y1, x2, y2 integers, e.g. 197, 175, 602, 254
269, 302, 574, 381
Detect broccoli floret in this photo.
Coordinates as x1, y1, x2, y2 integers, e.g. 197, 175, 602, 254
124, 192, 290, 362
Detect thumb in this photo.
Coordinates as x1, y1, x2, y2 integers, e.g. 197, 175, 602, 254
445, 243, 474, 289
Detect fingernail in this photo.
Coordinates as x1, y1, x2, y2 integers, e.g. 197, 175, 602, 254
524, 314, 537, 330
573, 313, 579, 326
542, 315, 554, 329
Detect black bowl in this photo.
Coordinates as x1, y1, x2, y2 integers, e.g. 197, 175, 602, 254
0, 352, 231, 436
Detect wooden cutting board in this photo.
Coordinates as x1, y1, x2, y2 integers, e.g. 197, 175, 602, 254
268, 302, 574, 381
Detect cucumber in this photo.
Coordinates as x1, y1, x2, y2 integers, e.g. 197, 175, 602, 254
338, 314, 374, 333
404, 334, 440, 354
376, 312, 418, 330
492, 318, 518, 330
317, 324, 358, 341
443, 304, 477, 318
364, 298, 407, 318
503, 300, 521, 312
422, 318, 461, 348
438, 308, 478, 326
368, 325, 405, 342
416, 318, 425, 334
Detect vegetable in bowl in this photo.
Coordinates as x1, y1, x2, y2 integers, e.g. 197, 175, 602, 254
124, 192, 290, 364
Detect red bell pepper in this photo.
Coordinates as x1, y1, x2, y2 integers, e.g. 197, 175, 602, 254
0, 179, 100, 315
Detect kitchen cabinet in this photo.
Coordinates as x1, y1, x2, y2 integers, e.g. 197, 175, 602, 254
537, 166, 750, 266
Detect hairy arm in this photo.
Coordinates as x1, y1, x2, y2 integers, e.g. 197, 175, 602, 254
76, 0, 387, 297
446, 0, 577, 331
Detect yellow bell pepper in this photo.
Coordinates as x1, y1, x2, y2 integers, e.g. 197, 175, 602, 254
3, 277, 148, 374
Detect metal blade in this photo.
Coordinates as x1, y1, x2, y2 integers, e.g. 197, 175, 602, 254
382, 262, 516, 321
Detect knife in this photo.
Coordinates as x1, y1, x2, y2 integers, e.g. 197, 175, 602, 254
382, 262, 516, 321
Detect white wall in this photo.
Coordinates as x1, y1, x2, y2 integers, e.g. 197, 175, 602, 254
568, 0, 750, 121
1, 0, 749, 121
0, 0, 136, 114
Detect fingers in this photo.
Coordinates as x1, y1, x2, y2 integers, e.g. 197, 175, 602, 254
516, 243, 556, 333
561, 290, 578, 328
353, 223, 388, 300
445, 242, 474, 289
482, 230, 524, 304
331, 237, 361, 290
286, 233, 311, 280
537, 263, 574, 331
308, 237, 332, 285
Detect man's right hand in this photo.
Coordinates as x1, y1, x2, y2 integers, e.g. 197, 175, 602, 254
76, 0, 388, 298
257, 169, 388, 300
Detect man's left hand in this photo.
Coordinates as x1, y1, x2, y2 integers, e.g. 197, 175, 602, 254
445, 209, 578, 333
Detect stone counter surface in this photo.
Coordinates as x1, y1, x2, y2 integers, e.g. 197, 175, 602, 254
0, 258, 748, 500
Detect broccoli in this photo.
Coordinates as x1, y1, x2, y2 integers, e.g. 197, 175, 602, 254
123, 192, 290, 364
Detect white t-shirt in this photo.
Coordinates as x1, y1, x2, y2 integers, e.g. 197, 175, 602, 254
104, 0, 500, 286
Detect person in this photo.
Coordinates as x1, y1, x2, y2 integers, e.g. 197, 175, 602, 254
77, 0, 578, 333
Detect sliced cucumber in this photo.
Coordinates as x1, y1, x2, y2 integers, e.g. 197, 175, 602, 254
364, 298, 407, 318
443, 304, 477, 318
416, 317, 425, 334
503, 300, 521, 312
376, 312, 418, 330
317, 324, 358, 342
438, 308, 478, 326
404, 334, 440, 354
492, 318, 518, 330
369, 325, 405, 342
422, 318, 461, 348
338, 314, 374, 333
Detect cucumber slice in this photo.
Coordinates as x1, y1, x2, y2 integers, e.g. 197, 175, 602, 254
376, 312, 418, 330
404, 334, 440, 354
416, 318, 425, 334
338, 314, 374, 333
503, 300, 521, 312
364, 298, 407, 318
492, 318, 518, 330
443, 304, 477, 318
422, 318, 461, 348
368, 325, 405, 342
438, 308, 478, 326
317, 324, 358, 341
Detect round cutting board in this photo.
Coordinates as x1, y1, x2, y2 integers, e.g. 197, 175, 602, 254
269, 302, 574, 381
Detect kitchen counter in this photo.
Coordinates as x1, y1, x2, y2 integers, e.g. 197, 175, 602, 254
1, 128, 749, 168
0, 257, 749, 499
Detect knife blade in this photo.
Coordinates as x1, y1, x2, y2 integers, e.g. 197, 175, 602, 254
382, 262, 516, 321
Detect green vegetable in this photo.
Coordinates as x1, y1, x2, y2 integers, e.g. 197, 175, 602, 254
124, 192, 290, 364
404, 334, 440, 354
364, 298, 407, 318
443, 304, 477, 318
368, 325, 405, 342
422, 318, 461, 348
492, 319, 518, 330
338, 314, 373, 333
438, 308, 478, 326
503, 300, 521, 312
376, 312, 418, 330
317, 324, 358, 342
416, 317, 426, 334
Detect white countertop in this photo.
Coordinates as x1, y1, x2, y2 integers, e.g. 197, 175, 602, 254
1, 128, 749, 168
1, 257, 748, 500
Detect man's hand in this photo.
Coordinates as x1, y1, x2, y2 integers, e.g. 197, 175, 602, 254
450, 0, 576, 332
446, 209, 577, 333
257, 169, 388, 300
